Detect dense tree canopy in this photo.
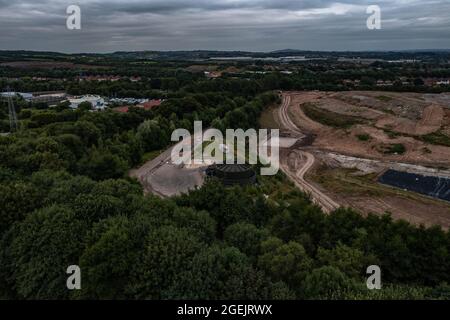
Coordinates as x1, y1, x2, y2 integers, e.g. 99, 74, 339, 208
0, 56, 449, 300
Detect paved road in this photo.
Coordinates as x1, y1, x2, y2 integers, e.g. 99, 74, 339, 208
129, 146, 175, 196
278, 93, 339, 213
129, 135, 207, 197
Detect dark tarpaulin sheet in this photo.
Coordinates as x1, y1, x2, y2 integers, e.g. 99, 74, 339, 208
379, 169, 450, 202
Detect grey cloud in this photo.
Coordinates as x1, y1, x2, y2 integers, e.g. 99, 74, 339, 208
0, 0, 449, 52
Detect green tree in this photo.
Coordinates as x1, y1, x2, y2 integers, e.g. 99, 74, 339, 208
78, 148, 128, 180
258, 237, 313, 294
127, 226, 205, 299
303, 266, 355, 299
224, 223, 270, 259
173, 246, 275, 299
0, 182, 43, 234
78, 101, 93, 111
316, 243, 369, 279
136, 119, 168, 151
0, 205, 87, 299
78, 216, 138, 299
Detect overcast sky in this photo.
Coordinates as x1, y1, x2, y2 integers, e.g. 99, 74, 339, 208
0, 0, 449, 53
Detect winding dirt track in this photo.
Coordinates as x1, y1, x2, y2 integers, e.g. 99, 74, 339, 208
278, 93, 340, 213
278, 94, 303, 135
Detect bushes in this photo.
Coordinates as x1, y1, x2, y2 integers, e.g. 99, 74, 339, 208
422, 131, 450, 147
357, 134, 371, 141
384, 143, 406, 155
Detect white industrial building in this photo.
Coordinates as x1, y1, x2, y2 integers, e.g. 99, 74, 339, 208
0, 92, 33, 100
69, 95, 106, 110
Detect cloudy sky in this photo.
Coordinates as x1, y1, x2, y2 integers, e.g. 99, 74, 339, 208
0, 0, 449, 53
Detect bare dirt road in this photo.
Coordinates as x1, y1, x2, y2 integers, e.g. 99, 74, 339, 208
282, 150, 339, 213
278, 93, 340, 213
278, 94, 304, 136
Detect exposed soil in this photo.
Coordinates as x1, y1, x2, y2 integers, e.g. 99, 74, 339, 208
343, 195, 450, 229
308, 165, 450, 229
270, 91, 450, 229
375, 104, 444, 136
286, 91, 450, 167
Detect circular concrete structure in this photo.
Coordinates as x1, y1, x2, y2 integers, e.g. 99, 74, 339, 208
207, 164, 257, 186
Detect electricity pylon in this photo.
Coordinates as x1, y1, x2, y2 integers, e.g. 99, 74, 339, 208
5, 87, 19, 132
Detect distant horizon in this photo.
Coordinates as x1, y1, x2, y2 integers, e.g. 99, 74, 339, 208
2, 48, 450, 55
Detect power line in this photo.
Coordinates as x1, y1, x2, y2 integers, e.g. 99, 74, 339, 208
5, 86, 19, 132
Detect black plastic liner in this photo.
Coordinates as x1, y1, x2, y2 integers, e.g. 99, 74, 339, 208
379, 169, 450, 202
